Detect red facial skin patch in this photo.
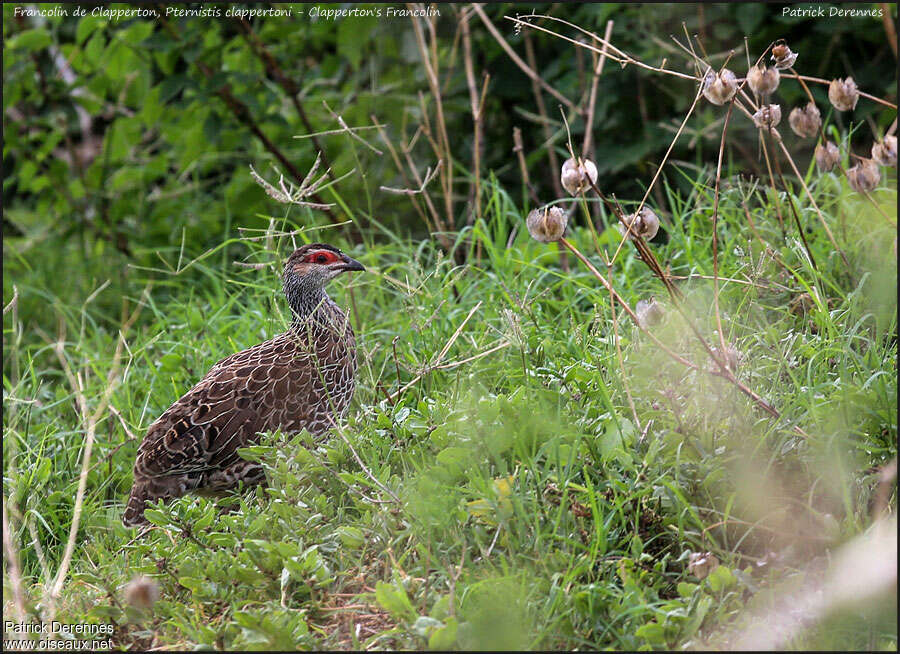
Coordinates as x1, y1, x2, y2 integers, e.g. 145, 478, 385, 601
304, 250, 341, 265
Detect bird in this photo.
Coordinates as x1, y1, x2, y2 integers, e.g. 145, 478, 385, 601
123, 243, 365, 526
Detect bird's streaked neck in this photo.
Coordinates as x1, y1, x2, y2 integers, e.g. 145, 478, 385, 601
284, 276, 330, 326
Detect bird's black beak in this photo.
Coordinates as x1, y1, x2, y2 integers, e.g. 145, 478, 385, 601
338, 254, 365, 272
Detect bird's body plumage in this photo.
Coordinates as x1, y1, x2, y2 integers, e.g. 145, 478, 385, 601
123, 244, 363, 526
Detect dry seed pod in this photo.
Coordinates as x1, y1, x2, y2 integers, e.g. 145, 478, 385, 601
814, 140, 840, 171
526, 206, 568, 243
828, 76, 860, 112
846, 158, 881, 193
702, 68, 738, 105
621, 206, 660, 241
560, 157, 598, 195
688, 551, 720, 580
710, 344, 741, 373
635, 297, 665, 329
125, 575, 159, 610
872, 135, 897, 167
770, 42, 798, 69
747, 63, 780, 98
752, 104, 782, 129
788, 102, 821, 138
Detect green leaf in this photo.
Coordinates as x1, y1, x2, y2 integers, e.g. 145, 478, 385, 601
429, 595, 452, 621
75, 16, 103, 44
84, 32, 106, 67
336, 526, 366, 549
159, 352, 183, 371
677, 582, 698, 598
412, 615, 443, 638
8, 29, 52, 52
707, 565, 735, 592
635, 621, 666, 644
428, 617, 458, 650
682, 596, 712, 639
143, 509, 168, 526
375, 580, 415, 621
178, 576, 205, 592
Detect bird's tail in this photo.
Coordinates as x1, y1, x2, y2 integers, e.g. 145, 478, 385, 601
123, 484, 153, 527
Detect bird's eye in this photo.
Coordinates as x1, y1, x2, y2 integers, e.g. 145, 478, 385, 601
316, 254, 328, 264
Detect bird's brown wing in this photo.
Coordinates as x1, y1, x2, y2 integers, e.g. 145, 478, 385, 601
131, 334, 318, 483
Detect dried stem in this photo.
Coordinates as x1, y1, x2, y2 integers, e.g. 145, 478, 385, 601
582, 20, 615, 158
513, 127, 540, 205
780, 71, 897, 109
2, 498, 28, 622
710, 100, 735, 358
322, 101, 383, 155
523, 31, 565, 199
472, 5, 577, 111
410, 4, 455, 229
372, 116, 433, 235
560, 237, 808, 437
461, 8, 487, 224
507, 14, 697, 82
48, 289, 146, 607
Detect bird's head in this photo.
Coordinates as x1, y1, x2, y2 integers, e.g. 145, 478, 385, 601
282, 243, 365, 316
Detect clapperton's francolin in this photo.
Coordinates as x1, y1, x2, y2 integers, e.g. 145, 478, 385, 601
123, 243, 365, 526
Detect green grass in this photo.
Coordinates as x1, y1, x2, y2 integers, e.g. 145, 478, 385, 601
3, 165, 897, 650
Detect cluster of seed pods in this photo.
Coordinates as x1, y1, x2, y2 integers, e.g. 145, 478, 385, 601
704, 40, 895, 194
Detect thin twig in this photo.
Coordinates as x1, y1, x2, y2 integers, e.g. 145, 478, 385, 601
2, 498, 28, 622
582, 20, 614, 158
380, 161, 442, 195
321, 101, 383, 155
513, 127, 540, 205
461, 7, 486, 224
154, 9, 339, 222
472, 5, 577, 111
47, 289, 146, 605
508, 14, 697, 82
710, 100, 736, 358
409, 4, 455, 230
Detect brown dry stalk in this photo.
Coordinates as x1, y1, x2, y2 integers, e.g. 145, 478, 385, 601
881, 3, 898, 58
2, 499, 28, 622
47, 288, 146, 610
372, 116, 433, 234
460, 8, 482, 222
389, 300, 512, 401
513, 127, 540, 205
582, 20, 615, 158
559, 238, 698, 370
401, 128, 454, 251
507, 13, 697, 82
604, 255, 641, 430
409, 4, 455, 229
589, 181, 681, 300
731, 99, 851, 268
609, 84, 705, 269
780, 71, 897, 109
472, 5, 577, 111
522, 31, 565, 199
710, 101, 735, 358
